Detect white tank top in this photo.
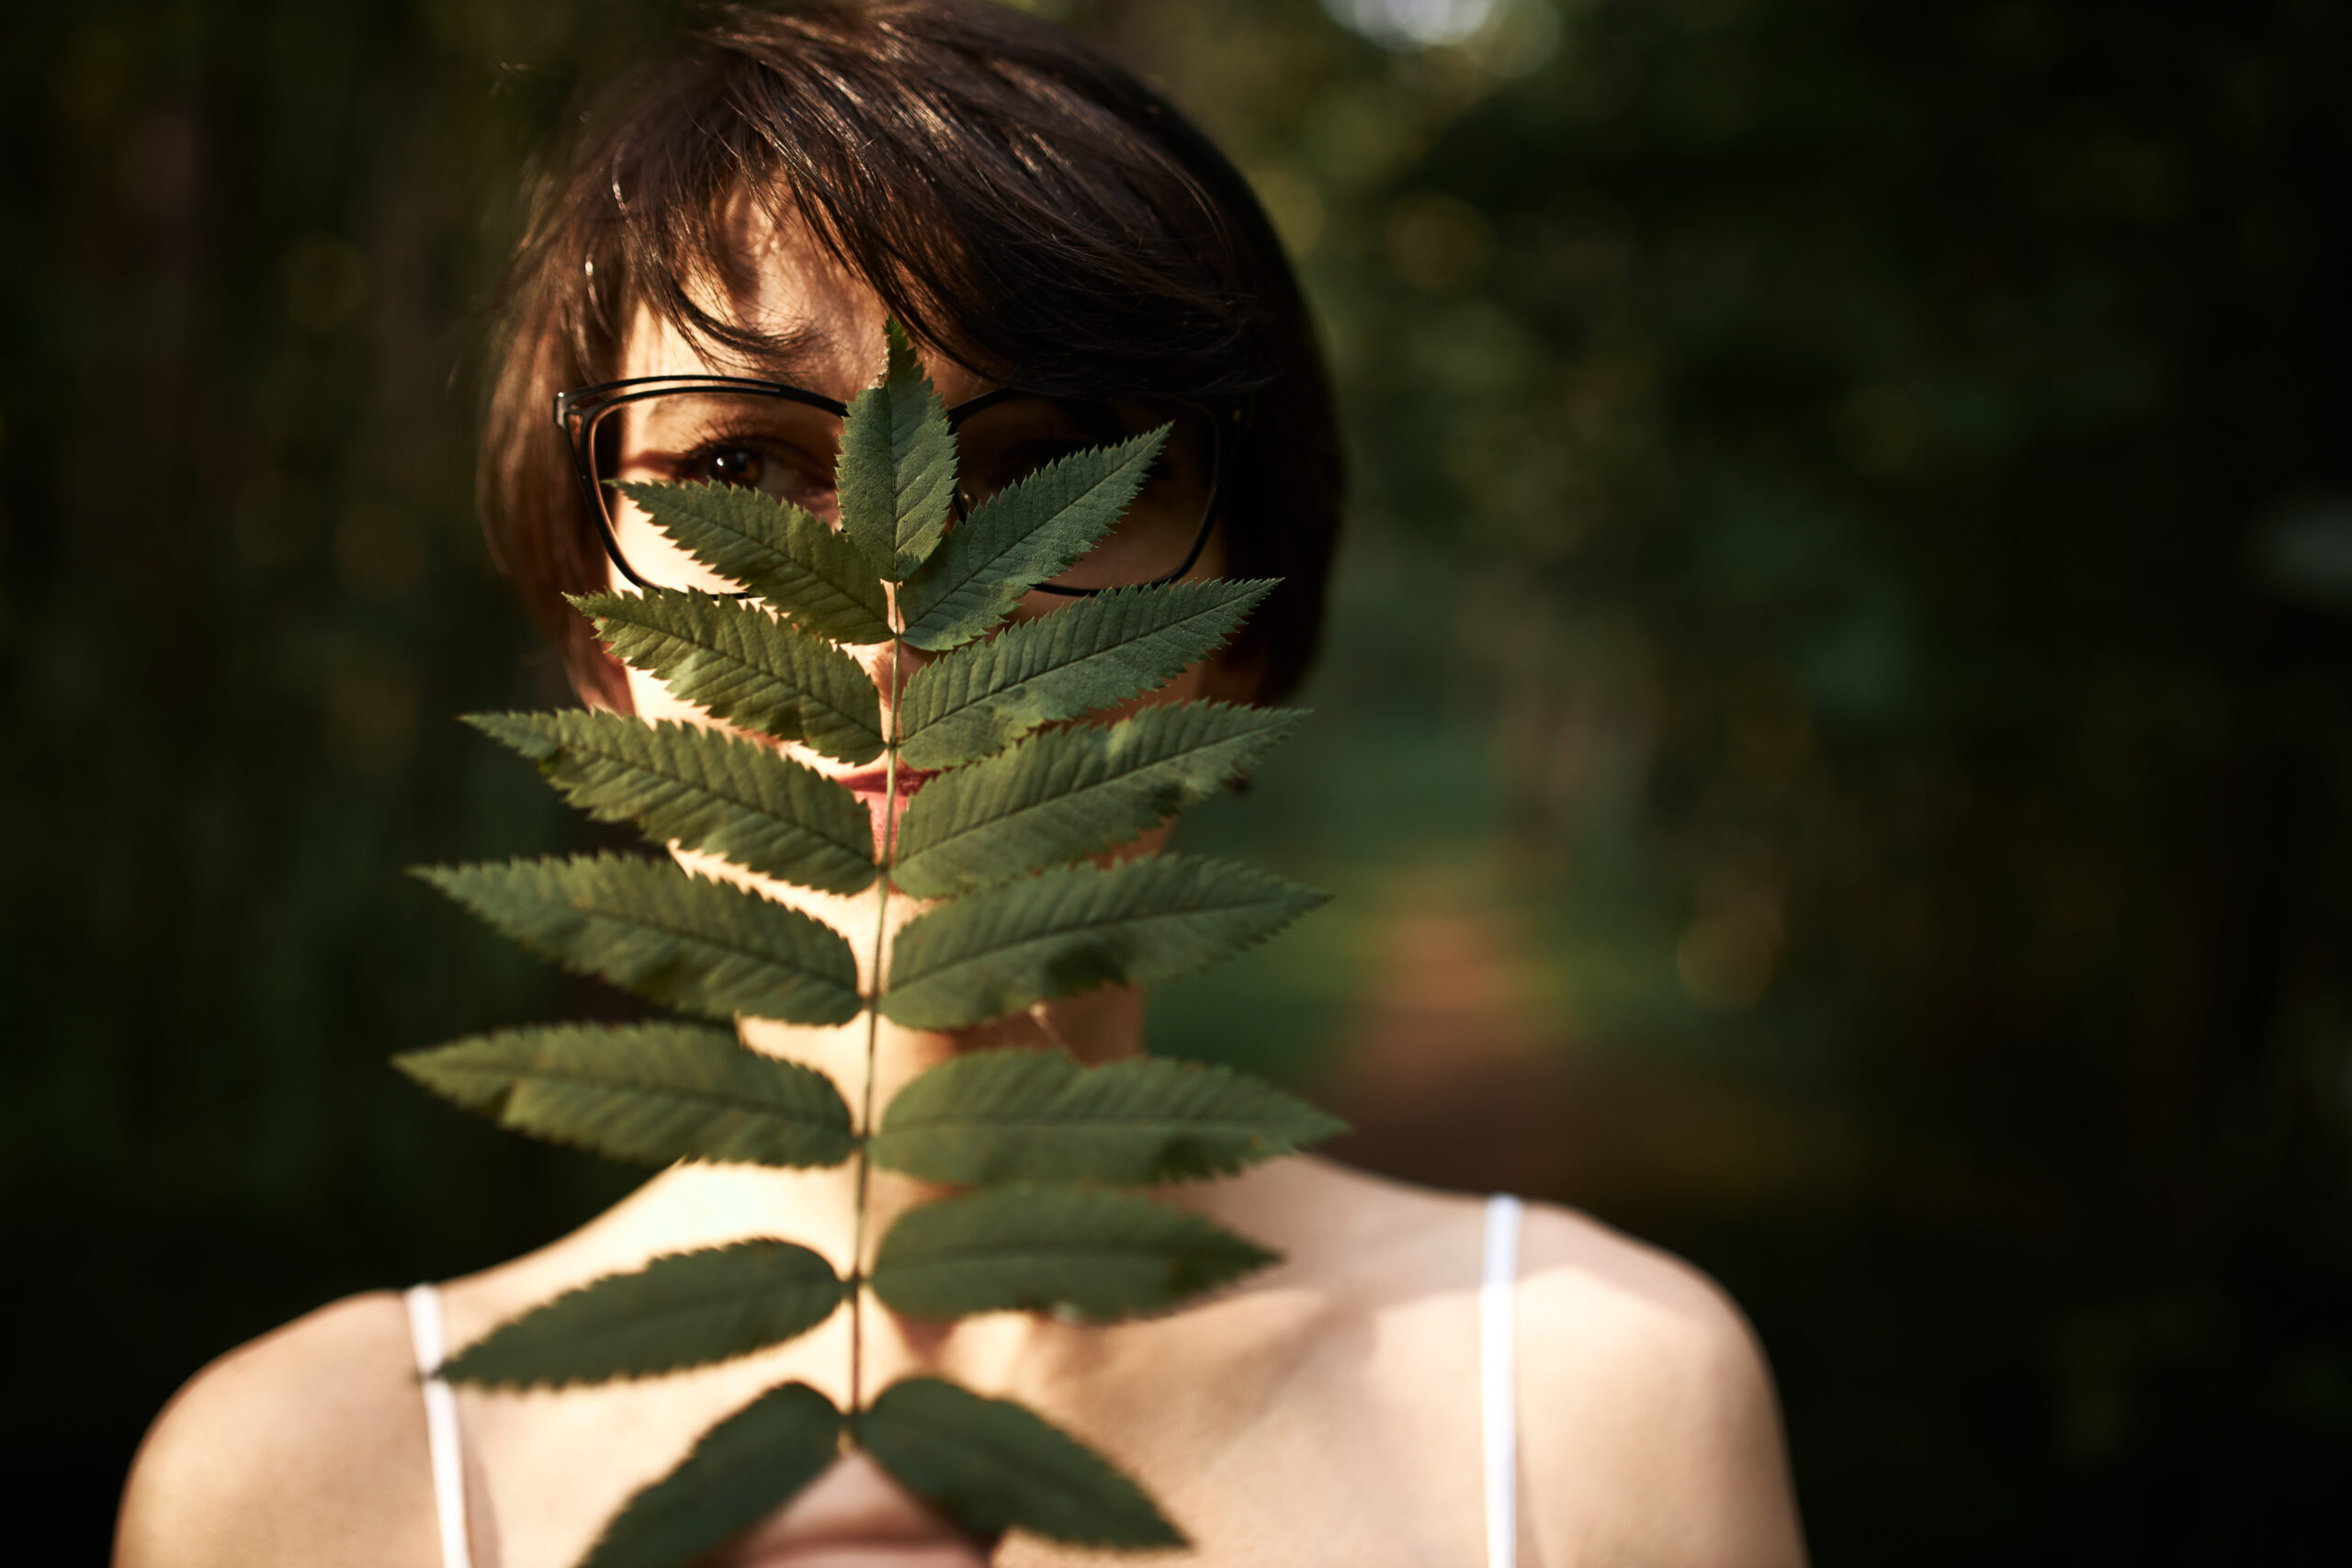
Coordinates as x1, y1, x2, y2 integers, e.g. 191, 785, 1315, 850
405, 1192, 1525, 1567
401, 1280, 475, 1568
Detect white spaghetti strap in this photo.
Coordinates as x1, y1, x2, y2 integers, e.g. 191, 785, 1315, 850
403, 1284, 475, 1568
1480, 1194, 1524, 1568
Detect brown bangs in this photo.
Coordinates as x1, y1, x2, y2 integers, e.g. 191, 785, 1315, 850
480, 0, 1341, 708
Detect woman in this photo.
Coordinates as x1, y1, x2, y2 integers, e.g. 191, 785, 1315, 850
115, 5, 1806, 1565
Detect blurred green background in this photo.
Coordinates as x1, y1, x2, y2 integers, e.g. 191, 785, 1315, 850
6, 0, 2349, 1561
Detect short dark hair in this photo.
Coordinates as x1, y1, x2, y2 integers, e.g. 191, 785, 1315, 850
479, 0, 1342, 708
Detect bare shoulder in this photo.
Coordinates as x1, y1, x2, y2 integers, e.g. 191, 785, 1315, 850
1512, 1198, 1765, 1377
1199, 1165, 1804, 1562
115, 1290, 435, 1568
1513, 1201, 1808, 1568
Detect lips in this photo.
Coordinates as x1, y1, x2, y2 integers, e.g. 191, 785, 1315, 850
831, 763, 939, 847
832, 765, 939, 802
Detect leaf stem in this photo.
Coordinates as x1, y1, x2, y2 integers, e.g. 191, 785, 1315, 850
850, 626, 904, 1415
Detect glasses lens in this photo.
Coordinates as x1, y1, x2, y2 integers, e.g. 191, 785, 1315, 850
583, 388, 1216, 597
954, 397, 1218, 592
590, 389, 842, 593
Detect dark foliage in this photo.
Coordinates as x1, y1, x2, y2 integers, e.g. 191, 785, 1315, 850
6, 0, 2348, 1562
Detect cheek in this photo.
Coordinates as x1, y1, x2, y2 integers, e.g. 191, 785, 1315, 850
625, 663, 707, 728
999, 529, 1234, 713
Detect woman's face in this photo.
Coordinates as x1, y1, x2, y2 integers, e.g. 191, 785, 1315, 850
599, 209, 1231, 959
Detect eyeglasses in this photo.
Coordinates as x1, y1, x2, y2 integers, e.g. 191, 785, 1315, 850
554, 376, 1223, 599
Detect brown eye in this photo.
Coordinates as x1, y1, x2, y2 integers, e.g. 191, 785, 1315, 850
699, 446, 765, 488
684, 442, 832, 513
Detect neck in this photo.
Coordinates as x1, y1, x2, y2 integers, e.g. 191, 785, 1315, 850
738, 982, 1149, 1119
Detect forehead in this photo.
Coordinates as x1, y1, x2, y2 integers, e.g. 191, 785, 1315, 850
616, 198, 993, 404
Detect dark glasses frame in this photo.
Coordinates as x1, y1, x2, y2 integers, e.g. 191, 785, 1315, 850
553, 374, 1222, 598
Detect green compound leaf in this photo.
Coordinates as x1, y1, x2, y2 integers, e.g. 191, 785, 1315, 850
869, 1049, 1345, 1185
892, 703, 1301, 899
393, 1023, 855, 1168
400, 347, 1328, 1562
575, 589, 884, 765
881, 855, 1328, 1032
439, 1242, 845, 1389
871, 1186, 1275, 1323
897, 581, 1273, 772
898, 429, 1167, 653
606, 479, 892, 644
837, 321, 956, 581
857, 1376, 1184, 1550
415, 853, 863, 1026
466, 711, 875, 896
582, 1382, 842, 1568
